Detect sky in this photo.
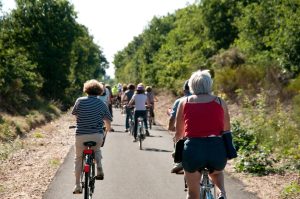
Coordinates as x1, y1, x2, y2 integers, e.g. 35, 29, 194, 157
1, 0, 195, 78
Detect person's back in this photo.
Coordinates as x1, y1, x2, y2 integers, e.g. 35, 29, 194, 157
129, 84, 150, 140
122, 84, 136, 132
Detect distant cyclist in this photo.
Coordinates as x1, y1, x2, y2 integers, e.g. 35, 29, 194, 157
145, 86, 158, 125
122, 83, 135, 132
169, 80, 191, 173
71, 79, 112, 194
128, 83, 150, 141
98, 83, 114, 132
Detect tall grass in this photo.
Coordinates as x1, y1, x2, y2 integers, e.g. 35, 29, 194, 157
232, 90, 300, 173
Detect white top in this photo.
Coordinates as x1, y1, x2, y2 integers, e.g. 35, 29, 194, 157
132, 94, 148, 111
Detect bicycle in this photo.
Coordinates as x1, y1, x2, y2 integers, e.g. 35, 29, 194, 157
136, 116, 146, 150
70, 126, 107, 199
81, 141, 96, 199
184, 168, 216, 199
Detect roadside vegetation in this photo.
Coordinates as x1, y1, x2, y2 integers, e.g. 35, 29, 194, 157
0, 0, 108, 160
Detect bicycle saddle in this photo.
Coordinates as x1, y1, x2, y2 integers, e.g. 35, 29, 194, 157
83, 141, 97, 147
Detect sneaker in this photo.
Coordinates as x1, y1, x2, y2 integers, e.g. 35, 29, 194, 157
133, 138, 138, 142
153, 122, 156, 125
73, 184, 82, 194
125, 129, 129, 132
95, 167, 104, 180
110, 128, 115, 132
171, 151, 176, 158
145, 130, 150, 136
218, 192, 227, 199
171, 162, 183, 173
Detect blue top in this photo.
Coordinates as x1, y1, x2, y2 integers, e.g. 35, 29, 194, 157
170, 92, 191, 118
72, 96, 112, 135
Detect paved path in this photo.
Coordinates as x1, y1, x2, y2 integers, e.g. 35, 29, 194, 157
43, 108, 258, 199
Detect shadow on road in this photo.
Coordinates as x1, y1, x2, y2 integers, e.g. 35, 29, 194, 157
147, 135, 163, 138
143, 147, 172, 153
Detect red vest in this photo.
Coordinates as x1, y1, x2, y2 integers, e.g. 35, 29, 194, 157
183, 101, 224, 137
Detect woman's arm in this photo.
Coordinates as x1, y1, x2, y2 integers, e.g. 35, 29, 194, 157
220, 98, 231, 131
174, 99, 185, 142
103, 119, 111, 132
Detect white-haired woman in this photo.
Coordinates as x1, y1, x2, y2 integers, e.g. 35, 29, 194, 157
175, 70, 230, 199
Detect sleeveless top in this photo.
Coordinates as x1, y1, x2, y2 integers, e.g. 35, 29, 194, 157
183, 98, 224, 138
132, 94, 147, 111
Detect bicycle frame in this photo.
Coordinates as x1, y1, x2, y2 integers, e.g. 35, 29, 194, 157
199, 169, 215, 199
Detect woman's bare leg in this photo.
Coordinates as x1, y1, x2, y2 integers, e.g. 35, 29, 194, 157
184, 170, 201, 199
209, 170, 226, 197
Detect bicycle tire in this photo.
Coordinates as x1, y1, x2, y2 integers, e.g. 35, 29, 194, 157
90, 162, 95, 194
129, 120, 134, 136
84, 171, 90, 199
205, 191, 214, 199
149, 117, 152, 130
139, 127, 143, 150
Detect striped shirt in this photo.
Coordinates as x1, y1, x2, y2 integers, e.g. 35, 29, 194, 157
71, 96, 112, 135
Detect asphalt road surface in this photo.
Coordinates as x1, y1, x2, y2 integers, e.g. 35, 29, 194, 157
43, 108, 258, 199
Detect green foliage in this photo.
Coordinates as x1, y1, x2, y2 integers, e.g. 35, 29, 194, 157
281, 181, 300, 199
232, 91, 300, 174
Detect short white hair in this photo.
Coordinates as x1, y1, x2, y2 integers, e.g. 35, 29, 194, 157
188, 70, 212, 95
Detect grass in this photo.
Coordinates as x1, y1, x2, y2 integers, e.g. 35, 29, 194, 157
0, 139, 24, 161
281, 181, 300, 199
33, 131, 44, 138
232, 90, 300, 175
49, 158, 60, 168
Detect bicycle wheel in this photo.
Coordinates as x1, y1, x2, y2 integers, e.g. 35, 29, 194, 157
129, 120, 134, 135
205, 191, 214, 199
148, 116, 152, 130
139, 127, 143, 150
84, 171, 90, 199
90, 162, 95, 195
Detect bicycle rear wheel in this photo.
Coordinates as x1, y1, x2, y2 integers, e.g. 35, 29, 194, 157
84, 171, 90, 199
139, 127, 143, 150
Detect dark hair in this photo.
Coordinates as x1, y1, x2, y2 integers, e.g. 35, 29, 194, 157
136, 90, 145, 94
128, 84, 135, 90
183, 80, 189, 91
146, 86, 152, 92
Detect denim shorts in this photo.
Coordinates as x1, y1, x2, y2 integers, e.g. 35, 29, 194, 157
182, 137, 227, 173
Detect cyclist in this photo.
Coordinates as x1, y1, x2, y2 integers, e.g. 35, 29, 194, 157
174, 70, 229, 199
111, 85, 118, 106
169, 80, 191, 173
98, 83, 115, 132
121, 83, 135, 132
145, 86, 158, 125
128, 83, 150, 141
71, 79, 112, 194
